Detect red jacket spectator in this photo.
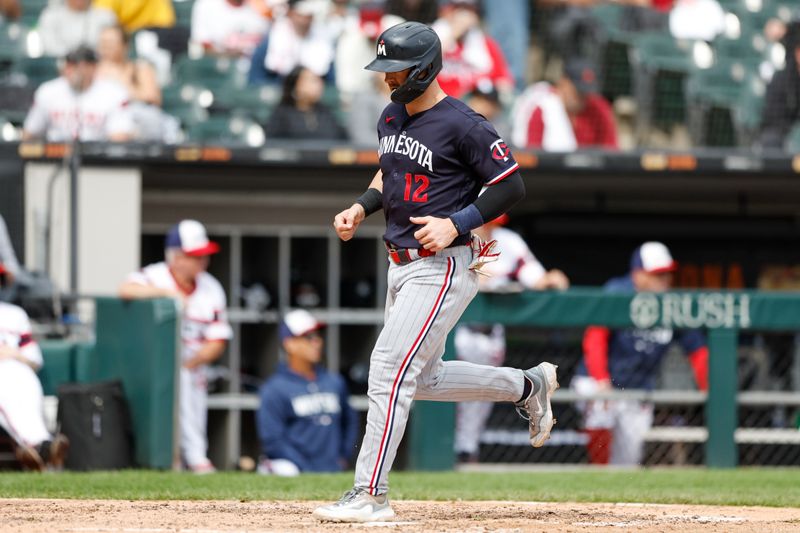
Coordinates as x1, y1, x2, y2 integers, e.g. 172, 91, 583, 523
514, 59, 618, 151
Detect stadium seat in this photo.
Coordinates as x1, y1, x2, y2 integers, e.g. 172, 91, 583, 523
210, 83, 280, 123
18, 0, 50, 28
686, 59, 766, 147
629, 32, 693, 135
173, 55, 243, 91
172, 0, 196, 27
8, 56, 58, 88
185, 115, 265, 146
784, 123, 800, 153
161, 83, 209, 127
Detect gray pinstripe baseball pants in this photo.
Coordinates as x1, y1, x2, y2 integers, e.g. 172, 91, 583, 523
354, 246, 525, 495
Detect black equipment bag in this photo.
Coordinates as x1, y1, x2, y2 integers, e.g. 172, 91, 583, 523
56, 380, 134, 470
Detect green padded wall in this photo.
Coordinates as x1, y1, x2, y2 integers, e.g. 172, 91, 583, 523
92, 298, 180, 469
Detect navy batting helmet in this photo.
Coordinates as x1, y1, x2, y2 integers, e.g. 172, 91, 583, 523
365, 22, 442, 104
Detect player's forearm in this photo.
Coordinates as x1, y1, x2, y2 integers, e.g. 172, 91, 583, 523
450, 172, 526, 235
118, 282, 173, 300
184, 339, 226, 369
0, 345, 39, 371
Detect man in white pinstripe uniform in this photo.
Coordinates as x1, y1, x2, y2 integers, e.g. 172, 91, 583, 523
314, 22, 559, 523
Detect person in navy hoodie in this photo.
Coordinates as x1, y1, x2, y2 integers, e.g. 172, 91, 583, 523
256, 309, 358, 475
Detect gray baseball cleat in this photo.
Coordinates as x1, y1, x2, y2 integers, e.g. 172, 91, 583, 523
313, 487, 395, 522
516, 362, 559, 447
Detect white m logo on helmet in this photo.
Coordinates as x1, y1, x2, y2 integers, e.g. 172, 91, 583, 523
377, 40, 387, 56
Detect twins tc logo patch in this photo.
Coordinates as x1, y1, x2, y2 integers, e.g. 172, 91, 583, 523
377, 39, 387, 56
490, 139, 510, 162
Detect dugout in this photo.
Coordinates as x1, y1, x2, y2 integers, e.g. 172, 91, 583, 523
2, 141, 800, 470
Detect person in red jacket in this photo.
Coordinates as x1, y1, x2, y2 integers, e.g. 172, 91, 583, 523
521, 59, 618, 152
572, 242, 708, 465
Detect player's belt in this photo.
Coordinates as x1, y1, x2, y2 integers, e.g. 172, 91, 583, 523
385, 243, 436, 265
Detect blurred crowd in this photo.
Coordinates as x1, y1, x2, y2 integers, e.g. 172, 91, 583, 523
0, 0, 798, 151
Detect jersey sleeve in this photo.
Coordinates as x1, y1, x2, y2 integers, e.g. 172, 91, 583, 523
15, 308, 43, 368
458, 121, 520, 186
125, 268, 151, 286
23, 87, 49, 139
204, 283, 233, 342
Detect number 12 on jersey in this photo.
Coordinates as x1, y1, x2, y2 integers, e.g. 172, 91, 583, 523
403, 173, 429, 203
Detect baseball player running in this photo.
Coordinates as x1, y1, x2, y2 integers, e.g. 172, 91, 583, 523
314, 22, 558, 523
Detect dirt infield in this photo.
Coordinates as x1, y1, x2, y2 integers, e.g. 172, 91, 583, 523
2, 498, 800, 532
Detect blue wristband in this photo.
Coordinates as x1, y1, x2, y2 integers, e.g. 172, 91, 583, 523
448, 204, 484, 235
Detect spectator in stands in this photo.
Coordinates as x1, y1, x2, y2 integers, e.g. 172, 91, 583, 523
0, 263, 70, 472
93, 0, 175, 33
191, 0, 268, 58
248, 0, 335, 85
432, 0, 514, 99
97, 25, 161, 106
0, 0, 20, 22
465, 79, 511, 142
0, 214, 20, 289
263, 65, 348, 141
119, 220, 233, 474
22, 46, 135, 143
335, 2, 403, 103
96, 24, 170, 141
571, 242, 708, 466
256, 309, 358, 475
38, 0, 117, 58
512, 59, 617, 152
760, 21, 800, 151
385, 0, 437, 25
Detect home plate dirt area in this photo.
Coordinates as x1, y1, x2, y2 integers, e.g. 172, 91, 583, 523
2, 499, 800, 532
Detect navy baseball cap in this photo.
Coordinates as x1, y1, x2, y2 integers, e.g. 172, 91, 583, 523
279, 309, 326, 341
166, 220, 220, 256
564, 59, 599, 94
65, 46, 98, 64
630, 242, 677, 274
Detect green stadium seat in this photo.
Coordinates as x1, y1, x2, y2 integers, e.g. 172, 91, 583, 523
629, 32, 693, 133
18, 0, 50, 28
173, 55, 243, 91
172, 0, 195, 27
210, 83, 280, 123
185, 115, 265, 146
9, 56, 58, 88
784, 122, 800, 153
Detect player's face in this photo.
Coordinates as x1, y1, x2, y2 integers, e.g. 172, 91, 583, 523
286, 332, 324, 364
174, 252, 210, 279
64, 61, 97, 92
634, 270, 674, 292
383, 68, 411, 92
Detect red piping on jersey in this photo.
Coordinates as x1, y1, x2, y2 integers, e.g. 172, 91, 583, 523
485, 162, 520, 186
168, 267, 196, 296
368, 257, 454, 495
583, 326, 611, 382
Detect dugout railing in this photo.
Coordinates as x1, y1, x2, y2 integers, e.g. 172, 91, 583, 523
409, 288, 800, 470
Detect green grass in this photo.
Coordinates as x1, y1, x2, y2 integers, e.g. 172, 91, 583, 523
1, 469, 799, 507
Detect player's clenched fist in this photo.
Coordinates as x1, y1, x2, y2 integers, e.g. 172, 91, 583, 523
333, 204, 366, 241
410, 216, 458, 252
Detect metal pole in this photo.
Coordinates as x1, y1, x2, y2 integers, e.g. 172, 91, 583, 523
69, 142, 81, 292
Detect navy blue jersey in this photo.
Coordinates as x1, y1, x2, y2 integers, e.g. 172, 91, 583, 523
576, 275, 706, 390
257, 362, 358, 472
377, 96, 519, 249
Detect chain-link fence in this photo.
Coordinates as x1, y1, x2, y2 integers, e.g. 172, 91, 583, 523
468, 327, 800, 467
